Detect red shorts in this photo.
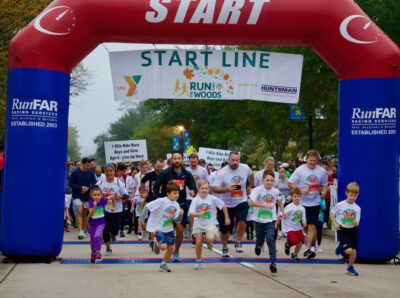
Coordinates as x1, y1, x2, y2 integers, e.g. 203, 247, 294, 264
286, 230, 305, 246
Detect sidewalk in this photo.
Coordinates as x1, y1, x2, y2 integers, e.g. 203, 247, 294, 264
1, 229, 399, 298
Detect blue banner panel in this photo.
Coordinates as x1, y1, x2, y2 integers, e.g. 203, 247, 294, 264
0, 68, 70, 257
183, 131, 191, 152
290, 104, 306, 120
338, 78, 400, 260
172, 136, 180, 151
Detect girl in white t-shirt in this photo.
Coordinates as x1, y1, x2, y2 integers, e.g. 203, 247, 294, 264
132, 184, 148, 240
189, 180, 230, 270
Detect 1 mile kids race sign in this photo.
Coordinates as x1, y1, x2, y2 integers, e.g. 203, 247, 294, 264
109, 49, 303, 104
104, 140, 148, 163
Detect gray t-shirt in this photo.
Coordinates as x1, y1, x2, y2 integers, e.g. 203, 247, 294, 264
277, 178, 290, 202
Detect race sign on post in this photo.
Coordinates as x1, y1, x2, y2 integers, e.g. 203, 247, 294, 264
198, 147, 238, 169
104, 140, 148, 163
109, 49, 303, 104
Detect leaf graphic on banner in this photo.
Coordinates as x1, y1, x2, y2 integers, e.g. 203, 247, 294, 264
208, 69, 214, 75
215, 69, 221, 75
223, 74, 230, 80
183, 68, 195, 79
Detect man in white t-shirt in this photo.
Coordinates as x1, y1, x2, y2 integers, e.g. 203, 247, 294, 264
212, 151, 255, 256
288, 150, 328, 259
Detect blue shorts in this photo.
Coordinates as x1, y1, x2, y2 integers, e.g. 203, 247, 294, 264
155, 231, 175, 245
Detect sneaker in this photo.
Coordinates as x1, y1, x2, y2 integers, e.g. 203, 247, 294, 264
347, 265, 359, 276
149, 240, 154, 250
291, 253, 300, 263
138, 233, 143, 240
222, 248, 229, 257
304, 248, 316, 259
261, 244, 265, 252
323, 223, 328, 229
159, 263, 171, 272
83, 230, 88, 238
284, 242, 290, 256
335, 242, 342, 256
90, 253, 96, 263
207, 242, 213, 250
95, 252, 102, 262
255, 246, 261, 256
193, 261, 201, 270
316, 245, 323, 253
72, 222, 78, 228
153, 243, 160, 255
64, 227, 70, 233
310, 246, 316, 252
111, 236, 117, 244
250, 234, 254, 240
78, 231, 84, 240
120, 231, 125, 237
270, 263, 277, 273
235, 242, 244, 252
183, 230, 189, 239
105, 248, 112, 256
127, 229, 132, 235
172, 251, 180, 261
246, 234, 250, 240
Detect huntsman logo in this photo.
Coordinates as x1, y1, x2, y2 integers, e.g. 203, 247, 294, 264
12, 98, 58, 112
352, 108, 396, 119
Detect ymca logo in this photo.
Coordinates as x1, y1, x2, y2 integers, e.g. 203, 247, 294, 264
120, 75, 142, 97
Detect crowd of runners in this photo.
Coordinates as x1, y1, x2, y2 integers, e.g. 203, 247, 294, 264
65, 150, 361, 276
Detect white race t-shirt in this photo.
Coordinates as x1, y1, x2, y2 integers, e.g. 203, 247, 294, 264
250, 186, 280, 223
189, 194, 225, 226
133, 196, 147, 218
145, 197, 181, 233
281, 202, 306, 233
186, 166, 209, 200
125, 175, 135, 199
331, 200, 361, 229
254, 169, 279, 187
288, 164, 328, 207
133, 172, 149, 198
213, 163, 252, 208
95, 173, 106, 183
96, 178, 128, 213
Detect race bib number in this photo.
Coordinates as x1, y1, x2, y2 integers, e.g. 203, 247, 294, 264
230, 190, 243, 199
258, 209, 273, 220
92, 206, 104, 219
198, 211, 211, 220
163, 218, 173, 228
342, 216, 355, 227
106, 199, 113, 208
308, 184, 319, 192
172, 180, 185, 190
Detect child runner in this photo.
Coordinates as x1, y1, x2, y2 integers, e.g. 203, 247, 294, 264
250, 170, 286, 273
330, 182, 361, 276
189, 180, 230, 270
277, 187, 306, 262
133, 184, 148, 240
139, 181, 184, 272
88, 186, 115, 263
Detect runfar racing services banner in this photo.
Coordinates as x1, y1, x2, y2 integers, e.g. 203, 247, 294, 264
109, 49, 303, 104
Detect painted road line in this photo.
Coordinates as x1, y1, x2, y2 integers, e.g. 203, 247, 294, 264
63, 240, 256, 245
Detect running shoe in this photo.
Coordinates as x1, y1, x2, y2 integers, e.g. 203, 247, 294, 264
270, 263, 277, 273
255, 246, 261, 256
90, 253, 95, 264
303, 248, 316, 259
261, 244, 265, 252
120, 231, 125, 237
149, 240, 154, 250
159, 263, 171, 272
153, 243, 160, 255
95, 252, 102, 263
138, 233, 143, 240
127, 229, 132, 235
284, 242, 290, 256
291, 253, 300, 263
105, 248, 112, 256
111, 236, 117, 244
347, 265, 359, 276
193, 261, 201, 270
207, 242, 213, 250
222, 248, 229, 257
172, 250, 180, 261
316, 245, 323, 253
83, 230, 88, 238
64, 227, 70, 233
235, 241, 244, 252
247, 234, 251, 240
78, 231, 84, 240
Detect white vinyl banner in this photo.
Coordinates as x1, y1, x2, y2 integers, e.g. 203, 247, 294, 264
104, 140, 148, 163
109, 49, 303, 103
198, 147, 239, 169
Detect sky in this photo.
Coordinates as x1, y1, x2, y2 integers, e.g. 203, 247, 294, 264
68, 43, 179, 156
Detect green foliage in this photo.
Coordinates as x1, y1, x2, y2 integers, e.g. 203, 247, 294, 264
68, 126, 81, 162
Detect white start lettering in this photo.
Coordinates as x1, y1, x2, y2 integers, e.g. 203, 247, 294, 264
352, 108, 396, 119
145, 0, 270, 25
12, 98, 58, 112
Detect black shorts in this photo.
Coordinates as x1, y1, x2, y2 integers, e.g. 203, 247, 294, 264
337, 228, 359, 250
217, 201, 249, 234
304, 205, 320, 226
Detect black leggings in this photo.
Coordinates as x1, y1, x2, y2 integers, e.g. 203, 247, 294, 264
316, 221, 323, 245
103, 211, 122, 243
120, 201, 133, 231
246, 221, 254, 235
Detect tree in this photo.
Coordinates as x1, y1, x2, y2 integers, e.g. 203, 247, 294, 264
68, 126, 81, 162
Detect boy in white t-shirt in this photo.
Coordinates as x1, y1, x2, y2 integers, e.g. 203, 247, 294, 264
277, 187, 306, 263
189, 180, 230, 270
330, 182, 361, 276
133, 184, 148, 240
139, 181, 184, 273
250, 170, 286, 273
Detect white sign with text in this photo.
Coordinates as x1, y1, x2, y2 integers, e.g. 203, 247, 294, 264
199, 147, 239, 169
105, 140, 148, 163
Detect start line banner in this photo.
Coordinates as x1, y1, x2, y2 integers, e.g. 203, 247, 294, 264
109, 49, 303, 104
104, 140, 148, 163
